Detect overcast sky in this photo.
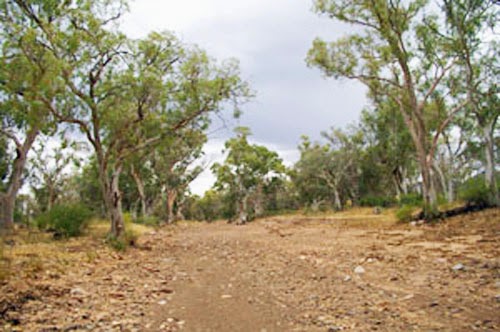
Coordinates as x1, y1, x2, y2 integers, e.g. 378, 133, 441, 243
121, 0, 367, 195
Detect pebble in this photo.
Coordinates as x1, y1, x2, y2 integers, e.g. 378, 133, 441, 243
452, 263, 465, 271
354, 266, 366, 274
221, 294, 232, 299
344, 275, 352, 282
158, 300, 167, 305
70, 288, 86, 296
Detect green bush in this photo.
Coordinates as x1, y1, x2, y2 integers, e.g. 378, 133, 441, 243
458, 178, 491, 206
398, 193, 423, 207
36, 204, 92, 238
134, 215, 160, 227
106, 229, 138, 251
396, 205, 418, 222
360, 196, 396, 207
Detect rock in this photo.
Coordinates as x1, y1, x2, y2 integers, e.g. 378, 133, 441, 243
328, 326, 344, 332
354, 266, 365, 274
344, 275, 352, 282
158, 300, 167, 305
452, 263, 465, 271
70, 288, 86, 297
410, 221, 417, 227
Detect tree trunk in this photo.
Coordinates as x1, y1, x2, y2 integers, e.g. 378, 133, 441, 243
253, 184, 264, 218
0, 193, 15, 230
333, 188, 342, 211
420, 156, 437, 215
433, 161, 450, 203
236, 194, 248, 225
176, 195, 185, 221
47, 178, 55, 211
131, 165, 148, 217
108, 164, 124, 237
401, 110, 437, 217
166, 189, 177, 224
0, 128, 39, 229
98, 160, 125, 238
483, 123, 499, 206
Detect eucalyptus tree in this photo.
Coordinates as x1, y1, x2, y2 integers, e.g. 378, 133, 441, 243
11, 0, 250, 237
0, 1, 62, 228
294, 127, 363, 211
442, 0, 499, 205
307, 0, 471, 217
212, 127, 286, 224
129, 127, 207, 223
293, 136, 339, 210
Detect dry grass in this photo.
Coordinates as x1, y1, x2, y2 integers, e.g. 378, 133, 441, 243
0, 219, 153, 283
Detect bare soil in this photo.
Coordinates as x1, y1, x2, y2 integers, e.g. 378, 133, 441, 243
1, 208, 499, 331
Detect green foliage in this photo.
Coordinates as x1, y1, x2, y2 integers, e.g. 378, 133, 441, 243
458, 177, 491, 206
134, 215, 160, 227
399, 193, 423, 207
396, 205, 418, 223
106, 229, 138, 252
212, 128, 287, 223
359, 196, 396, 208
36, 204, 92, 238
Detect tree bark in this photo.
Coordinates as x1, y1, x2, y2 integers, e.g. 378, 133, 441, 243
236, 194, 248, 225
253, 184, 265, 218
333, 188, 342, 211
130, 165, 148, 217
97, 157, 125, 238
108, 164, 124, 237
0, 127, 39, 229
482, 122, 498, 205
166, 189, 177, 224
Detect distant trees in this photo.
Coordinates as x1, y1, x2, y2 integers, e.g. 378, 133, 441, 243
212, 128, 287, 224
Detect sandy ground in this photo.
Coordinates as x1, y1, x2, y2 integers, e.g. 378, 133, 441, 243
1, 208, 499, 331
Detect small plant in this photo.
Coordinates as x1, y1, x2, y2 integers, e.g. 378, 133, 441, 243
106, 229, 138, 252
398, 193, 423, 207
134, 215, 160, 227
396, 205, 418, 222
458, 177, 491, 206
36, 204, 92, 238
360, 196, 396, 208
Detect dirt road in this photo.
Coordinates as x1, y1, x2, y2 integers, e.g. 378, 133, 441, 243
1, 209, 499, 331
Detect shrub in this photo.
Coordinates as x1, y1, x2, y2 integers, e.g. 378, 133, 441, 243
396, 205, 418, 222
360, 196, 396, 207
106, 229, 138, 252
36, 204, 92, 238
458, 178, 491, 206
134, 215, 160, 227
398, 193, 423, 207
